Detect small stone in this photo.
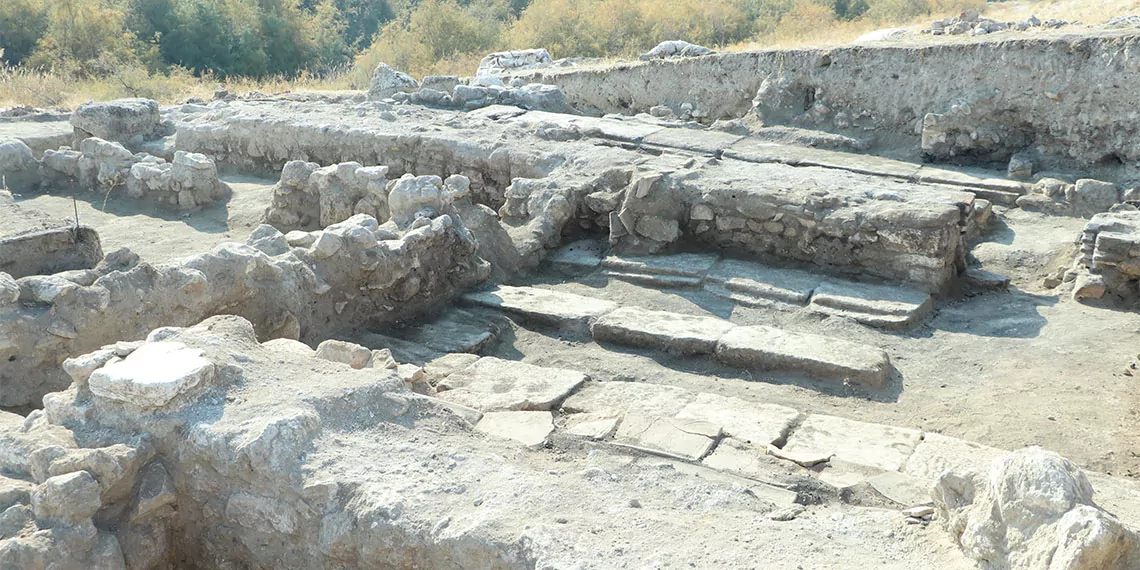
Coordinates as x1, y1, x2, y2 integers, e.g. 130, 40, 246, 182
628, 498, 642, 508
1072, 272, 1106, 301
770, 505, 805, 521
902, 505, 934, 518
315, 340, 373, 370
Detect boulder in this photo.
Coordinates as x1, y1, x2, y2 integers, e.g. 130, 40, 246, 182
640, 40, 716, 60
1068, 179, 1119, 217
367, 64, 419, 101
71, 98, 161, 144
387, 174, 445, 228
934, 447, 1138, 570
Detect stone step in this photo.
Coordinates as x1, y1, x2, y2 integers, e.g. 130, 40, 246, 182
591, 306, 737, 355
601, 270, 703, 289
601, 252, 720, 278
808, 281, 932, 329
715, 326, 892, 387
547, 238, 606, 271
705, 258, 819, 305
461, 285, 618, 332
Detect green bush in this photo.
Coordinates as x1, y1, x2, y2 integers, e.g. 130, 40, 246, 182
0, 0, 50, 66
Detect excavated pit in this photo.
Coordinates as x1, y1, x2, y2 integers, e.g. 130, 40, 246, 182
4, 27, 1140, 570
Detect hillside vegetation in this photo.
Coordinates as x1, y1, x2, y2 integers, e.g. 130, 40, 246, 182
0, 0, 1130, 107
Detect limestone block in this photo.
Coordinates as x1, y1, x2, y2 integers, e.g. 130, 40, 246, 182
591, 306, 736, 355
87, 342, 216, 408
315, 340, 373, 370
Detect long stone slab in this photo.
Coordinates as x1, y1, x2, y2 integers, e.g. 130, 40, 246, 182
435, 357, 587, 412
601, 252, 720, 279
591, 306, 736, 355
705, 258, 820, 305
714, 326, 891, 387
780, 414, 922, 473
461, 285, 617, 331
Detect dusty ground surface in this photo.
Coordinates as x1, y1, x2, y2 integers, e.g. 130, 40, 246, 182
9, 175, 273, 263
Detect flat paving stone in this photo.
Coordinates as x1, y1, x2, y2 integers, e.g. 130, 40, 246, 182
436, 357, 587, 412
705, 258, 820, 305
781, 414, 922, 473
675, 392, 800, 447
566, 416, 620, 440
668, 450, 799, 506
561, 381, 695, 418
901, 432, 1006, 481
601, 252, 720, 279
811, 281, 933, 318
475, 411, 554, 449
614, 413, 718, 461
867, 471, 933, 506
714, 326, 891, 387
591, 306, 737, 355
462, 285, 618, 331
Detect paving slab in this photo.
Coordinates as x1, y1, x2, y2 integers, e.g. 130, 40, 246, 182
867, 471, 933, 506
354, 332, 444, 366
565, 416, 620, 440
461, 285, 618, 331
436, 357, 587, 412
591, 306, 736, 355
675, 393, 800, 447
900, 432, 1007, 481
385, 308, 499, 354
614, 414, 718, 461
714, 326, 891, 387
422, 353, 482, 386
781, 414, 922, 473
813, 458, 887, 490
475, 411, 554, 449
705, 258, 820, 305
560, 381, 695, 417
601, 252, 720, 279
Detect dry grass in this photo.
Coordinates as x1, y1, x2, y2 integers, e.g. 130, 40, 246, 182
982, 0, 1140, 23
0, 64, 366, 109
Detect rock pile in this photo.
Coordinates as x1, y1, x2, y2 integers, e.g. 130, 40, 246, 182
70, 98, 171, 145
926, 10, 1068, 36
476, 48, 554, 77
1016, 178, 1127, 218
365, 58, 574, 113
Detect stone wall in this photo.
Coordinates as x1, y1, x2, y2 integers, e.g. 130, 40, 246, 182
0, 213, 488, 407
513, 31, 1140, 176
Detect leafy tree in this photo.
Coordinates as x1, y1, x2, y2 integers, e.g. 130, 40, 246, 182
0, 0, 50, 66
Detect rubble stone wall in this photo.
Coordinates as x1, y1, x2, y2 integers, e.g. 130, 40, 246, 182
515, 31, 1140, 172
0, 214, 488, 408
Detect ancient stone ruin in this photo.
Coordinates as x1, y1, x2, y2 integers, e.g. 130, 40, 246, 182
3, 24, 1140, 570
